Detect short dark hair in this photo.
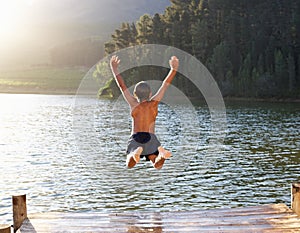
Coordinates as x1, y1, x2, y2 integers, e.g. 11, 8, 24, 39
134, 81, 151, 102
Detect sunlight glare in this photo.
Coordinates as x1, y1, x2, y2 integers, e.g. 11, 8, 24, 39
0, 0, 33, 42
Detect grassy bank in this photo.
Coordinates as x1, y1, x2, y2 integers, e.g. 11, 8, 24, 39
0, 66, 88, 94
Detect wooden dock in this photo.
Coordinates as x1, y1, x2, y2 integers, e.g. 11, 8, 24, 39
17, 204, 300, 232
1, 183, 299, 233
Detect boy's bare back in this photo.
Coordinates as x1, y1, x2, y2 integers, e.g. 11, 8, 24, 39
131, 100, 159, 134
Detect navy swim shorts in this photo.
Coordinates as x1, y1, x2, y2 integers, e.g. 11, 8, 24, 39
127, 132, 161, 161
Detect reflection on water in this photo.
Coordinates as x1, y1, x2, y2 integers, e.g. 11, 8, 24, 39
0, 94, 299, 224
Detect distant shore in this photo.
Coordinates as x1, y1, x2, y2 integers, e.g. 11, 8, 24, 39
0, 66, 87, 95
1, 87, 300, 103
0, 87, 77, 95
223, 96, 300, 103
1, 66, 299, 102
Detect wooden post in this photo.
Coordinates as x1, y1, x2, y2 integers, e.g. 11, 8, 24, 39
0, 225, 11, 233
291, 182, 300, 216
12, 195, 27, 232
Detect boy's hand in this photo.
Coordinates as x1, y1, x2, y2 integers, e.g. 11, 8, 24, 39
110, 55, 120, 73
169, 56, 179, 71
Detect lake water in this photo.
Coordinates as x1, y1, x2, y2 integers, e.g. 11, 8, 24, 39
0, 94, 299, 225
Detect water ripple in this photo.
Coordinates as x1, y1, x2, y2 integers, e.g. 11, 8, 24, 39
0, 95, 299, 224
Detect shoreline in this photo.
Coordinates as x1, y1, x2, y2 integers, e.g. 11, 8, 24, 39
0, 87, 78, 96
1, 87, 300, 103
223, 96, 300, 103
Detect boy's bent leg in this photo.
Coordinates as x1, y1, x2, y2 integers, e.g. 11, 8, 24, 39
151, 146, 172, 170
126, 147, 143, 168
148, 154, 164, 170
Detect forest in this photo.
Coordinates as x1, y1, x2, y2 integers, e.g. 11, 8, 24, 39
100, 0, 300, 99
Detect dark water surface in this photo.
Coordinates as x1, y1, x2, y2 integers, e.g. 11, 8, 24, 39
0, 94, 299, 224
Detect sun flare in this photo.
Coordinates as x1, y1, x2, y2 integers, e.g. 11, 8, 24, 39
0, 0, 33, 42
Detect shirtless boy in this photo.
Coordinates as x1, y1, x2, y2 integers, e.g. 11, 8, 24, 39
110, 55, 179, 169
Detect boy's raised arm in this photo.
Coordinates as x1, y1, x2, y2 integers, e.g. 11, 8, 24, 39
151, 56, 179, 102
110, 55, 137, 106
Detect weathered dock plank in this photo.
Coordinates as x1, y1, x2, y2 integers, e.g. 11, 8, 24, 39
0, 225, 11, 233
17, 204, 300, 233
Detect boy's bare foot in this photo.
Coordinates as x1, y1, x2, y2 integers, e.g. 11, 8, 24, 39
158, 146, 172, 159
132, 146, 143, 163
152, 147, 171, 169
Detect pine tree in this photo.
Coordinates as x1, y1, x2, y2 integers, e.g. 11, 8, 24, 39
152, 14, 165, 44
136, 14, 153, 44
274, 49, 287, 94
287, 53, 296, 92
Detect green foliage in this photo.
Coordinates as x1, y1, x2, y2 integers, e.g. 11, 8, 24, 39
98, 78, 120, 98
103, 0, 300, 99
0, 67, 87, 93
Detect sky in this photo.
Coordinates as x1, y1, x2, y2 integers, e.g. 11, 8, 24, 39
0, 0, 170, 68
0, 1, 33, 45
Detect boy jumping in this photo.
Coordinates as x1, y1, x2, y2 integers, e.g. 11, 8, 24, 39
110, 55, 179, 169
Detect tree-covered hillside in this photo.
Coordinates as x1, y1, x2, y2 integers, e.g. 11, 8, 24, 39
102, 0, 300, 99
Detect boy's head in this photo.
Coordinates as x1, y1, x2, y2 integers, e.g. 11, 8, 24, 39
134, 81, 151, 102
